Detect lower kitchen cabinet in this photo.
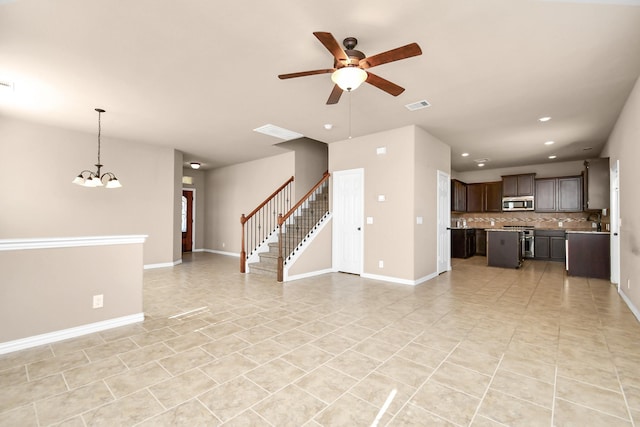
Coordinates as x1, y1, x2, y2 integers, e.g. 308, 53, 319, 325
451, 228, 476, 258
475, 229, 487, 256
534, 230, 566, 262
487, 230, 521, 268
566, 232, 610, 279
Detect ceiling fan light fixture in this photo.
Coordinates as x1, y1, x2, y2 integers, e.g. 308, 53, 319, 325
331, 66, 367, 91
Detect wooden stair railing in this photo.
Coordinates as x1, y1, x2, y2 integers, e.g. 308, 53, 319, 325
240, 176, 294, 273
277, 172, 330, 282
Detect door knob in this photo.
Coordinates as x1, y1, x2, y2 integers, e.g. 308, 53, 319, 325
357, 227, 361, 231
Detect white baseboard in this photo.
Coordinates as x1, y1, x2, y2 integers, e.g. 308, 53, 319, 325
619, 289, 640, 323
144, 259, 182, 270
202, 249, 240, 258
0, 313, 144, 355
361, 271, 438, 286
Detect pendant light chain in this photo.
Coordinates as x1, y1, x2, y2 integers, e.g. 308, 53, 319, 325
96, 109, 102, 167
348, 90, 352, 139
71, 108, 122, 188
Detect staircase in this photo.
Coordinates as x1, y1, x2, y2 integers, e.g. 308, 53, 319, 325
248, 182, 329, 277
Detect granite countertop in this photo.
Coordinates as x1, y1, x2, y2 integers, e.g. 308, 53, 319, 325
565, 230, 610, 234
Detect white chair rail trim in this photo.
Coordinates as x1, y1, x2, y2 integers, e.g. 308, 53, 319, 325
0, 235, 148, 251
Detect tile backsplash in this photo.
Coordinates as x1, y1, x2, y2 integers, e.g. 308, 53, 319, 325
451, 211, 607, 231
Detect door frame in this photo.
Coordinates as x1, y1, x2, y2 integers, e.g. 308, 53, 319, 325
611, 160, 620, 287
182, 188, 196, 253
437, 170, 451, 274
332, 168, 364, 275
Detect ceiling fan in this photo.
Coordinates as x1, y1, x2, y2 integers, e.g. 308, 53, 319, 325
278, 32, 422, 105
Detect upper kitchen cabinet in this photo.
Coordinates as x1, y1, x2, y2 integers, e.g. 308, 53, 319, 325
451, 179, 467, 212
584, 158, 610, 210
467, 182, 502, 212
502, 173, 535, 197
535, 176, 583, 212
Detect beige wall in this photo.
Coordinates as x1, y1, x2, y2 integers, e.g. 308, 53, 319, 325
0, 238, 144, 344
329, 125, 450, 283
601, 75, 640, 314
414, 127, 451, 279
204, 152, 295, 254
286, 220, 332, 279
182, 168, 206, 250
172, 150, 183, 263
277, 138, 329, 199
0, 116, 179, 266
453, 160, 585, 183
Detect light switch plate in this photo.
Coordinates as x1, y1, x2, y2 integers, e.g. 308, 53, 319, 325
366, 217, 374, 224
377, 195, 386, 202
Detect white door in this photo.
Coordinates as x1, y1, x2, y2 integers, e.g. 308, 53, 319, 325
333, 169, 364, 274
437, 170, 451, 274
611, 160, 620, 286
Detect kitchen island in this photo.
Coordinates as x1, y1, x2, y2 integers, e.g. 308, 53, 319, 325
566, 230, 610, 279
486, 229, 522, 268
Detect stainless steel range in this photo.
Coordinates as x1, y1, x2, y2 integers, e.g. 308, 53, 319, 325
503, 226, 535, 259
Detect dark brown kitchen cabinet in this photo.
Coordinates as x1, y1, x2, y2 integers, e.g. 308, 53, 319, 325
451, 228, 476, 258
534, 176, 582, 212
534, 230, 566, 262
584, 158, 610, 210
467, 182, 502, 212
451, 179, 467, 212
475, 229, 487, 256
567, 232, 610, 279
558, 177, 583, 211
502, 173, 535, 197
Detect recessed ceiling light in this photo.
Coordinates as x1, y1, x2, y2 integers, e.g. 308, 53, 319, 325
544, 140, 555, 145
548, 155, 557, 159
461, 153, 470, 157
538, 116, 552, 122
323, 123, 333, 130
477, 163, 485, 167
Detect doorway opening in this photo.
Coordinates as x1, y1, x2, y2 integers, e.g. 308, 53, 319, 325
182, 189, 195, 253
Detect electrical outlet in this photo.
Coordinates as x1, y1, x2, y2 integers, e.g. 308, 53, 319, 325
592, 222, 597, 228
93, 294, 103, 309
491, 220, 495, 226
558, 221, 563, 227
628, 279, 631, 289
222, 242, 225, 248
379, 260, 384, 268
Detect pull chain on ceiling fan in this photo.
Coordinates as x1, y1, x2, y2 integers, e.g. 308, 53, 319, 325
278, 32, 422, 105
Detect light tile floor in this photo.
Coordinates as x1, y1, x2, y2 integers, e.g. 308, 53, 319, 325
2, 253, 640, 426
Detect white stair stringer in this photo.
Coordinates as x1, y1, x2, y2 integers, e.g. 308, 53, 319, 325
282, 212, 332, 282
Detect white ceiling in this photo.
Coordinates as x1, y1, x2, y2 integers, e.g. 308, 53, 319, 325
1, 0, 639, 171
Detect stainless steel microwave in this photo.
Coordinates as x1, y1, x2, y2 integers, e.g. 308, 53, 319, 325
502, 196, 534, 211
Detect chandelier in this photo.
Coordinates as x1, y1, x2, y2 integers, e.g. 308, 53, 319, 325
72, 108, 122, 188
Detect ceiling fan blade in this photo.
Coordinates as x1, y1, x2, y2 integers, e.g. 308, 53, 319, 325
365, 72, 405, 96
326, 84, 343, 105
359, 43, 422, 69
313, 32, 349, 63
278, 69, 334, 79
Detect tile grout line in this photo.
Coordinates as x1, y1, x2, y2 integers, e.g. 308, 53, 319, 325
468, 352, 505, 426
385, 341, 464, 426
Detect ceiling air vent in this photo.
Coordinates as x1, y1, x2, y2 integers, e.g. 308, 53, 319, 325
404, 99, 431, 111
0, 80, 14, 91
